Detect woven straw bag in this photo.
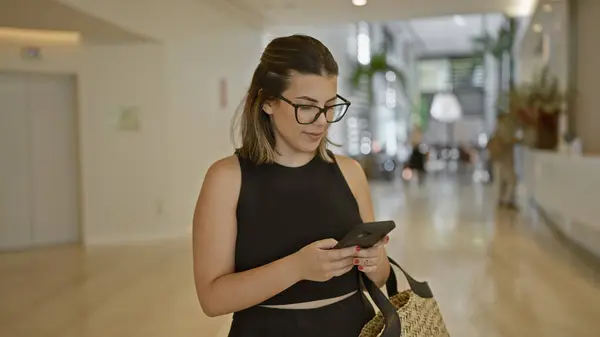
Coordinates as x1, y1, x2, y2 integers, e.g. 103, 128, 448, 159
359, 258, 450, 337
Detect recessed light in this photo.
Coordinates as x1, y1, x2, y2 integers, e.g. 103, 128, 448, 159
352, 0, 367, 6
542, 4, 553, 12
507, 0, 537, 16
533, 23, 543, 33
0, 27, 81, 45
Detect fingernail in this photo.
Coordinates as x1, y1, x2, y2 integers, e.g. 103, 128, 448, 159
356, 246, 361, 251
358, 266, 364, 271
354, 259, 359, 265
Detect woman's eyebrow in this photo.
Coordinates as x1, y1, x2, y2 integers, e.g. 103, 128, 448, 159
294, 95, 338, 103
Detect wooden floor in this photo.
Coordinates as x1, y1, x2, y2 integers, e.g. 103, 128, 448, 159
2, 177, 600, 337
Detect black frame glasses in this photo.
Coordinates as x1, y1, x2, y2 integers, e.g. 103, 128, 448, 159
278, 94, 351, 125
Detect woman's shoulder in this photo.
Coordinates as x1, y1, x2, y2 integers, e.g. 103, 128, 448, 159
330, 154, 368, 187
203, 155, 241, 187
330, 153, 372, 217
331, 154, 364, 175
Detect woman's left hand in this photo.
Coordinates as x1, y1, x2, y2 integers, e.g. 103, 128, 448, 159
353, 235, 390, 273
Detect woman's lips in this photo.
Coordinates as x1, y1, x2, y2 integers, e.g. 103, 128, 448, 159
304, 131, 325, 140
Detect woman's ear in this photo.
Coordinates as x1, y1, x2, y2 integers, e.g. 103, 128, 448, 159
262, 100, 274, 115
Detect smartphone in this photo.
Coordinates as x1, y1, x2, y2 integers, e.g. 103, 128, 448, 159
333, 220, 396, 249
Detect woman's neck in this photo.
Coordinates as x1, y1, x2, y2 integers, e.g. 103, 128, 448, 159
274, 150, 316, 168
274, 143, 316, 168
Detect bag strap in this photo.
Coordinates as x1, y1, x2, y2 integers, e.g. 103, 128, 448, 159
360, 257, 433, 337
384, 260, 399, 296
386, 257, 433, 299
360, 273, 401, 337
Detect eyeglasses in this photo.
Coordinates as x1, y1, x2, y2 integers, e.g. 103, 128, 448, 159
278, 94, 351, 125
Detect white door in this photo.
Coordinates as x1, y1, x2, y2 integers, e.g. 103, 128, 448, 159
0, 73, 33, 250
28, 74, 80, 246
0, 72, 79, 250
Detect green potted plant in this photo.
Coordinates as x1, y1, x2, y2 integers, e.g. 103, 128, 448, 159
506, 67, 567, 150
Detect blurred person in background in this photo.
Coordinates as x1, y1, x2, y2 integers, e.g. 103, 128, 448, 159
406, 127, 427, 185
192, 35, 390, 337
487, 113, 519, 209
408, 143, 427, 185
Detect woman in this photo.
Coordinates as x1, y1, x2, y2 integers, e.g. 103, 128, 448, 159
192, 34, 391, 337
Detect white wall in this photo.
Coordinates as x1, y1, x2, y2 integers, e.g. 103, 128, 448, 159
79, 44, 170, 243
0, 43, 171, 244
517, 1, 569, 89
523, 150, 600, 259
1, 2, 263, 245
165, 31, 262, 232
58, 0, 260, 40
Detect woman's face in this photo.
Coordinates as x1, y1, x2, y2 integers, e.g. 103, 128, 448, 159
264, 72, 338, 155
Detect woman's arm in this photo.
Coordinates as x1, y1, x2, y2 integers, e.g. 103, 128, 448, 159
335, 155, 391, 288
192, 156, 303, 317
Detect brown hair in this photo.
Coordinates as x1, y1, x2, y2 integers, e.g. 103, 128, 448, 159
232, 34, 339, 165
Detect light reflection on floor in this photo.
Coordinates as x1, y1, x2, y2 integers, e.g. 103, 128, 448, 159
0, 176, 599, 337
373, 176, 600, 337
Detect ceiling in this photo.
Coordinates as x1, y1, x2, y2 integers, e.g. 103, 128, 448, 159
225, 0, 538, 26
0, 0, 538, 45
0, 0, 153, 44
404, 14, 506, 55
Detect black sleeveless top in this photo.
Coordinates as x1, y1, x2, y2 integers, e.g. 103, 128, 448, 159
234, 151, 363, 306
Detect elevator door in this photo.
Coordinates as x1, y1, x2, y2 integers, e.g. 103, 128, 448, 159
0, 72, 79, 250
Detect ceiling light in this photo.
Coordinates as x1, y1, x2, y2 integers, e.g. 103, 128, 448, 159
453, 15, 466, 26
357, 33, 370, 65
352, 0, 367, 6
430, 93, 462, 123
0, 27, 81, 45
542, 4, 553, 12
507, 0, 536, 16
533, 23, 543, 33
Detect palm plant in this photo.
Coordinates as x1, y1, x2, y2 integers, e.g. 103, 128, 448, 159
348, 51, 407, 104
346, 46, 409, 179
472, 21, 516, 61
472, 17, 518, 110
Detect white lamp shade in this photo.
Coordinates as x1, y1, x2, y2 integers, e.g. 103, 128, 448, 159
430, 93, 462, 123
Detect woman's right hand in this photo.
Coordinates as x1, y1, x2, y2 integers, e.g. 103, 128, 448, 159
291, 239, 359, 282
